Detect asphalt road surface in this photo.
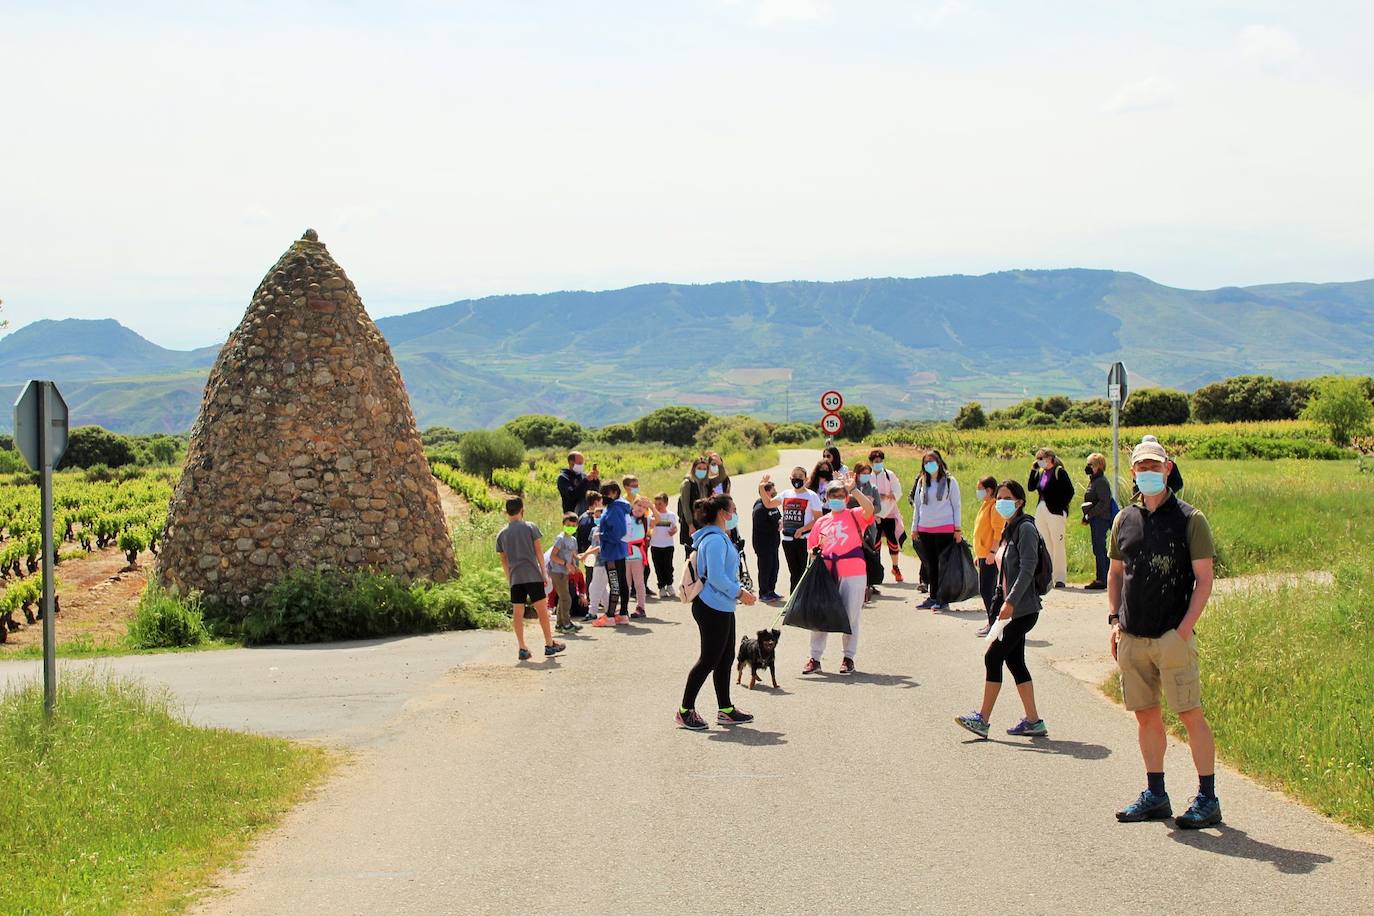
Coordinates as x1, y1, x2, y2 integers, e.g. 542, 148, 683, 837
4, 450, 1371, 915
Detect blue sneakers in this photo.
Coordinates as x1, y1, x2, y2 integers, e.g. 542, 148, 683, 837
1116, 790, 1173, 822
1006, 717, 1048, 737
954, 711, 990, 739
1175, 794, 1223, 829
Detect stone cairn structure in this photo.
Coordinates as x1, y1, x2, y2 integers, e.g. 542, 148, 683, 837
158, 230, 454, 606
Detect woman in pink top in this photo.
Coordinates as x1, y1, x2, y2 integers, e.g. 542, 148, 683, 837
802, 476, 874, 676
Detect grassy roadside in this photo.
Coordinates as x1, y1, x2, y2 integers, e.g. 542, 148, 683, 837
1100, 565, 1374, 832
0, 671, 336, 913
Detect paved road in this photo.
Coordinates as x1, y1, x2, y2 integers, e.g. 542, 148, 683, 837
4, 449, 1371, 914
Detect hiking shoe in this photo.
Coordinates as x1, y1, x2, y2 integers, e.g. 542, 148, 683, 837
975, 624, 991, 637
676, 709, 709, 731
954, 711, 990, 739
802, 658, 821, 675
630, 609, 647, 619
893, 566, 904, 583
1054, 581, 1067, 589
717, 707, 755, 725
663, 585, 676, 599
544, 642, 566, 657
518, 648, 532, 661
917, 598, 937, 610
1006, 718, 1048, 737
839, 657, 855, 675
1175, 795, 1222, 830
592, 615, 613, 627
1083, 581, 1107, 591
1116, 790, 1173, 823
582, 612, 599, 623
615, 614, 630, 625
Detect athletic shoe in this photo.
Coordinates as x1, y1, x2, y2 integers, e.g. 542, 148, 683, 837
717, 707, 755, 725
645, 587, 657, 598
663, 585, 676, 599
1116, 790, 1173, 823
892, 566, 904, 583
615, 615, 630, 625
518, 648, 532, 661
931, 603, 948, 612
802, 658, 821, 675
630, 609, 647, 619
676, 709, 709, 731
544, 642, 566, 657
1054, 581, 1067, 589
1006, 717, 1048, 737
954, 711, 990, 739
582, 612, 598, 623
592, 615, 614, 628
917, 598, 938, 610
1083, 581, 1107, 591
1175, 795, 1222, 829
917, 582, 929, 594
839, 657, 855, 675
975, 624, 991, 637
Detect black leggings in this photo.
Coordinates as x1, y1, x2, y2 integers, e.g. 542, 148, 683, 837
984, 612, 1038, 685
606, 559, 629, 616
781, 539, 808, 592
754, 540, 780, 596
681, 598, 736, 710
978, 559, 999, 622
918, 532, 955, 600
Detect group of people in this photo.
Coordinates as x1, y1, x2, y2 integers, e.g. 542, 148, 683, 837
498, 437, 1221, 830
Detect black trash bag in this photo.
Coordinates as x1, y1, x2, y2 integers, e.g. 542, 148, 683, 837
935, 540, 980, 606
863, 523, 884, 586
781, 554, 852, 634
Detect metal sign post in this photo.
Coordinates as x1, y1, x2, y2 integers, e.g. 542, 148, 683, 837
14, 380, 69, 718
1107, 362, 1128, 504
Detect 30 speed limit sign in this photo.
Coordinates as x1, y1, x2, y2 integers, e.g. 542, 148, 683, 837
820, 390, 844, 413
820, 412, 844, 436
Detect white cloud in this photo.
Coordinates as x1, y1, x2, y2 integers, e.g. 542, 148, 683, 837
748, 0, 828, 27
1104, 76, 1178, 114
912, 0, 966, 30
1238, 24, 1303, 69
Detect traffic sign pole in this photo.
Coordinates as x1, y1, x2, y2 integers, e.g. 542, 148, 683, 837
39, 383, 57, 717
1107, 363, 1128, 505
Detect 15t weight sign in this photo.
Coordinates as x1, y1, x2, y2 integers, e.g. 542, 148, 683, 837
820, 413, 843, 436
820, 390, 844, 413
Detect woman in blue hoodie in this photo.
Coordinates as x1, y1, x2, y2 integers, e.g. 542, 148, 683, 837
676, 494, 759, 731
592, 481, 633, 627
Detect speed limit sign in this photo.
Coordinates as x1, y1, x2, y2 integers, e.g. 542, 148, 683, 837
820, 412, 844, 436
820, 390, 844, 413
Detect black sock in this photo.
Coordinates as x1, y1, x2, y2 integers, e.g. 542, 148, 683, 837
1147, 772, 1166, 796
1199, 774, 1216, 799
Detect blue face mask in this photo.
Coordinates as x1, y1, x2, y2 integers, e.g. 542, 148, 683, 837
694, 469, 708, 480
859, 473, 872, 484
1136, 470, 1167, 496
995, 498, 1018, 519
827, 498, 847, 512
725, 514, 738, 530
873, 462, 885, 473
924, 461, 940, 475
975, 488, 988, 501
629, 487, 639, 496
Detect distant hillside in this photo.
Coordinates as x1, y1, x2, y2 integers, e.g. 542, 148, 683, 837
4, 270, 1373, 433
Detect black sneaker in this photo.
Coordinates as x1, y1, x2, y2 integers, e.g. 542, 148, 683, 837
544, 642, 566, 657
1175, 795, 1222, 829
1116, 790, 1172, 823
717, 707, 755, 725
676, 709, 708, 730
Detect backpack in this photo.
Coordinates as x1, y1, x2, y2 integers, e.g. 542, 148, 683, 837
680, 529, 725, 602
1012, 516, 1054, 596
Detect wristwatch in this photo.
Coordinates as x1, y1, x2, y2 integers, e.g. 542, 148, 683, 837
1107, 612, 1120, 626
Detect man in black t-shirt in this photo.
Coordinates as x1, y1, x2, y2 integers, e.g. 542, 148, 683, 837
752, 475, 783, 602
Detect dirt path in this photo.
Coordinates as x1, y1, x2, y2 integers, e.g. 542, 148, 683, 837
0, 547, 147, 651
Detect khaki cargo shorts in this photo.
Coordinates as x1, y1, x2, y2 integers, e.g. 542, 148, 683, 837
1116, 629, 1202, 713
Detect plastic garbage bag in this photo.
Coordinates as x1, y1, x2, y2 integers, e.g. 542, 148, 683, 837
935, 540, 980, 606
781, 554, 852, 634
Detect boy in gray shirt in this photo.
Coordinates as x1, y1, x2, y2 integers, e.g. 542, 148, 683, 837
496, 497, 566, 662
548, 512, 583, 633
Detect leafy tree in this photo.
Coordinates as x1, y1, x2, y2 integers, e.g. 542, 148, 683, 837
457, 429, 525, 481
1025, 411, 1059, 427
502, 414, 583, 448
953, 402, 987, 430
1042, 395, 1072, 417
771, 422, 816, 444
421, 426, 465, 447
697, 415, 769, 450
1302, 376, 1374, 446
836, 404, 875, 440
1192, 375, 1304, 423
634, 406, 710, 446
1060, 397, 1112, 426
600, 423, 636, 444
58, 426, 135, 470
1121, 388, 1191, 427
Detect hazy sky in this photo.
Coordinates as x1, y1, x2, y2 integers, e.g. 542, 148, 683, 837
3, 1, 1372, 349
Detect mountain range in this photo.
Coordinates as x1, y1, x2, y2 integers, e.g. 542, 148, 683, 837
4, 269, 1373, 434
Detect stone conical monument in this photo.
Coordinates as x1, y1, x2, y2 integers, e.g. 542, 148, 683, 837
158, 230, 454, 606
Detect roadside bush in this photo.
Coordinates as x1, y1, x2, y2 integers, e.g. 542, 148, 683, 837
83, 464, 115, 483
1303, 376, 1374, 447
57, 426, 136, 470
127, 585, 210, 649
697, 415, 769, 450
599, 423, 636, 444
502, 414, 583, 449
238, 570, 432, 645
458, 429, 525, 480
1121, 388, 1191, 426
1188, 436, 1347, 460
420, 568, 510, 630
771, 422, 816, 444
0, 449, 28, 474
835, 404, 875, 440
953, 402, 986, 430
633, 406, 710, 446
1192, 375, 1307, 423
1060, 398, 1112, 426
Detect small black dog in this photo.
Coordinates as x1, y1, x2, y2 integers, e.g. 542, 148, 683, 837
736, 628, 781, 690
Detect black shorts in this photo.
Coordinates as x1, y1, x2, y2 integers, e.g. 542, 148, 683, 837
510, 582, 545, 606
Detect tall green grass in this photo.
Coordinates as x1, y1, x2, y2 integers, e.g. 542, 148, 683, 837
1103, 564, 1374, 831
0, 671, 333, 912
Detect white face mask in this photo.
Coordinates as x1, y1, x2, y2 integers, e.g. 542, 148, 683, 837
709, 465, 720, 476
573, 463, 585, 475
